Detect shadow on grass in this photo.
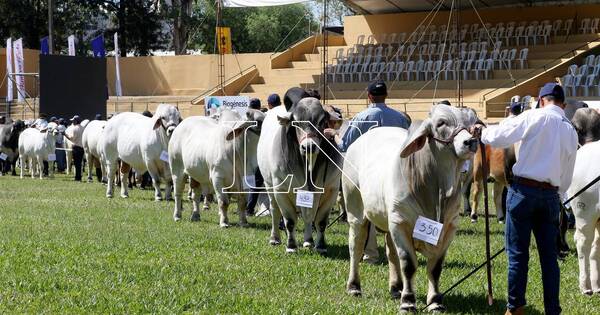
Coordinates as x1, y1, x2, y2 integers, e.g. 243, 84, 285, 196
456, 228, 505, 236
442, 293, 544, 315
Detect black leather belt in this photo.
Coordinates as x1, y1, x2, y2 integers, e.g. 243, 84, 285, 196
513, 176, 558, 191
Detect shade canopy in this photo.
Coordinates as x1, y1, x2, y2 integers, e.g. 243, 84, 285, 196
223, 0, 309, 7
342, 0, 599, 15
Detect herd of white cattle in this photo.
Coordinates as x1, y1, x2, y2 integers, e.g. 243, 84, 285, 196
7, 88, 600, 311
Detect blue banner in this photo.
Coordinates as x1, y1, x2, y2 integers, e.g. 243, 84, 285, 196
40, 36, 49, 55
91, 35, 105, 57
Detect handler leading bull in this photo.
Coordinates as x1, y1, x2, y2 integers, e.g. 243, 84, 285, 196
476, 83, 577, 315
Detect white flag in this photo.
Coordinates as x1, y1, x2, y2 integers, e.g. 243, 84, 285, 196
68, 35, 75, 56
13, 38, 25, 103
6, 38, 13, 102
114, 33, 122, 97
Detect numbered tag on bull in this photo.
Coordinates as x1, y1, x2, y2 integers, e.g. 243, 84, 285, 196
0, 153, 7, 161
243, 175, 255, 190
296, 190, 314, 208
412, 215, 444, 246
47, 153, 57, 162
160, 150, 169, 162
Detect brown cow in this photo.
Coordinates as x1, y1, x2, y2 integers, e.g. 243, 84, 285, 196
469, 143, 516, 223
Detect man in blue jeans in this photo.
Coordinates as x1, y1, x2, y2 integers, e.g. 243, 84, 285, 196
474, 83, 577, 315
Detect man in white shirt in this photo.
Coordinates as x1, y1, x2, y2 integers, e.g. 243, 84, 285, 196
473, 83, 577, 315
64, 115, 85, 181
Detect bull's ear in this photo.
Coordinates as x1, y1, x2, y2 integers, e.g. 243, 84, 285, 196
400, 120, 431, 158
153, 117, 161, 130
39, 128, 48, 133
277, 112, 292, 126
226, 121, 254, 141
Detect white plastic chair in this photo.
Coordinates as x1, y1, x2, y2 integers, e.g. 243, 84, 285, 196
506, 48, 517, 69
582, 74, 595, 96
471, 59, 485, 80
580, 18, 591, 34
461, 59, 473, 80
355, 35, 365, 47
394, 61, 405, 81
571, 74, 583, 96
467, 49, 478, 61
514, 26, 526, 45
525, 25, 536, 45
497, 49, 509, 69
517, 48, 529, 69
333, 48, 345, 65
369, 62, 386, 81
384, 62, 396, 81
504, 26, 514, 46
552, 19, 562, 36
415, 60, 425, 80
568, 64, 578, 76
510, 95, 520, 104
585, 55, 596, 68
591, 18, 600, 34
468, 41, 478, 51
404, 60, 415, 80
431, 60, 443, 80
442, 59, 454, 80
578, 64, 589, 76
423, 60, 434, 80
539, 25, 552, 45
563, 19, 573, 36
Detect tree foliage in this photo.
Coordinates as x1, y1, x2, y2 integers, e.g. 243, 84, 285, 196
1, 0, 352, 55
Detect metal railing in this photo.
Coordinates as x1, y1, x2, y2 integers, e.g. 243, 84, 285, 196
190, 65, 257, 104
106, 100, 191, 114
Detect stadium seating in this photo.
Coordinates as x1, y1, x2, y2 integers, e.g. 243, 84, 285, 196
328, 18, 595, 84
561, 54, 600, 97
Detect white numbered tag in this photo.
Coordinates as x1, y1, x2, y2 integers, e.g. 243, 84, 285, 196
243, 175, 255, 190
0, 153, 7, 161
413, 216, 444, 246
160, 150, 169, 162
296, 190, 314, 208
47, 153, 56, 161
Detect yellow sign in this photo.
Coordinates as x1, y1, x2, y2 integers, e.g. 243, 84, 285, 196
216, 27, 232, 54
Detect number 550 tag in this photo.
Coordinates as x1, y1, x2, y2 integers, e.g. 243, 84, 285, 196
413, 216, 444, 246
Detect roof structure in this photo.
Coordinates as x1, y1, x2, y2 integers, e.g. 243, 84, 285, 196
342, 0, 600, 15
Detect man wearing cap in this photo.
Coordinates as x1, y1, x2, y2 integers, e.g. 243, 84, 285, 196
267, 94, 281, 110
473, 83, 577, 315
245, 98, 265, 216
64, 115, 85, 181
324, 79, 411, 264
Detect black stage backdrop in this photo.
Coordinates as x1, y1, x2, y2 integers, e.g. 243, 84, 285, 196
40, 55, 107, 120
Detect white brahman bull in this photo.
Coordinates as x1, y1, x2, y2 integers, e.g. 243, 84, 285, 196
18, 122, 61, 179
169, 108, 265, 226
101, 104, 181, 199
258, 88, 342, 253
567, 140, 600, 295
82, 120, 107, 182
342, 105, 478, 312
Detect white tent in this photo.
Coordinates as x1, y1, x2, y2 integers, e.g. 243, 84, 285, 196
223, 0, 309, 7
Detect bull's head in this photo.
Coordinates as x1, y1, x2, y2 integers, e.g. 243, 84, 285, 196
41, 122, 60, 138
401, 105, 478, 159
153, 103, 181, 137
571, 107, 600, 146
225, 109, 266, 141
278, 97, 329, 170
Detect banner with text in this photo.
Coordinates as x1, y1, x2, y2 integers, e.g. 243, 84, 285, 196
6, 38, 13, 102
114, 33, 122, 96
205, 96, 249, 116
13, 38, 25, 102
68, 35, 76, 56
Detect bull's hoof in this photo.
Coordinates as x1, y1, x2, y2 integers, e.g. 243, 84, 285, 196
303, 241, 314, 248
470, 214, 478, 223
121, 195, 129, 199
87, 178, 93, 183
239, 221, 250, 228
269, 238, 281, 246
154, 197, 163, 202
203, 205, 210, 211
498, 219, 505, 224
219, 223, 230, 228
582, 289, 593, 296
190, 212, 201, 222
400, 303, 417, 313
427, 303, 446, 313
390, 289, 401, 300
285, 247, 298, 253
347, 288, 362, 297
173, 215, 182, 222
165, 197, 173, 201
106, 194, 113, 198
315, 247, 327, 254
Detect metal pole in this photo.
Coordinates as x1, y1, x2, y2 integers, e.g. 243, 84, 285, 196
321, 0, 328, 105
480, 141, 494, 306
48, 0, 54, 54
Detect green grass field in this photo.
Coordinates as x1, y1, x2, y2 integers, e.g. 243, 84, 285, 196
0, 173, 598, 314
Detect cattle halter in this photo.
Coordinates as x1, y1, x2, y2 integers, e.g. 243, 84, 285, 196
429, 126, 469, 145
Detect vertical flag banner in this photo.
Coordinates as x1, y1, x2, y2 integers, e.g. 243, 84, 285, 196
91, 35, 105, 57
40, 37, 49, 55
114, 33, 122, 97
68, 35, 75, 56
6, 38, 13, 102
216, 27, 232, 54
13, 38, 25, 102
